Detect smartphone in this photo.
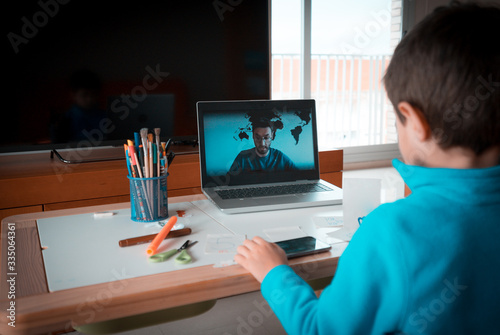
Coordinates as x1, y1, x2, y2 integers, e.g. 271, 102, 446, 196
275, 236, 332, 259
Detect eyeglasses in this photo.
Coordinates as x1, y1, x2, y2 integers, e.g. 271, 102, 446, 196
253, 135, 272, 142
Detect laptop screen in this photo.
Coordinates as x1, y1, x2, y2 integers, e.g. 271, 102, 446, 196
197, 100, 320, 187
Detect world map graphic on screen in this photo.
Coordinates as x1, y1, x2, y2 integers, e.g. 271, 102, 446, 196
232, 110, 311, 145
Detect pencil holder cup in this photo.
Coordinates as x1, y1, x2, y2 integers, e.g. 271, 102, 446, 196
128, 174, 168, 222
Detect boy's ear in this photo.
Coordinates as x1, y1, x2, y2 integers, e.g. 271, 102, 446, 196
397, 102, 432, 142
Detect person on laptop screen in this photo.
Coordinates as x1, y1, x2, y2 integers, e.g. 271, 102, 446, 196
228, 118, 298, 176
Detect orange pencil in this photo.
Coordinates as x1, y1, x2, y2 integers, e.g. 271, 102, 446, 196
128, 145, 142, 178
146, 216, 178, 255
161, 142, 167, 158
123, 144, 129, 161
124, 144, 135, 177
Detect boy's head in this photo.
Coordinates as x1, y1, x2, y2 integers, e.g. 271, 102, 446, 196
69, 70, 101, 110
384, 2, 500, 165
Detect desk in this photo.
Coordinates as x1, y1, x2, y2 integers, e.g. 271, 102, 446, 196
0, 194, 346, 335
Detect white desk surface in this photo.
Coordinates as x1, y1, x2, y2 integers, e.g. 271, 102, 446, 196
192, 200, 346, 243
37, 202, 232, 292
37, 200, 348, 292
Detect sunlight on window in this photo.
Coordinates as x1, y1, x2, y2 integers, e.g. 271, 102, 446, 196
271, 0, 301, 100
272, 0, 402, 149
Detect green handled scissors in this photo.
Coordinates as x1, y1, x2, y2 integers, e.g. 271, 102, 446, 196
149, 240, 198, 264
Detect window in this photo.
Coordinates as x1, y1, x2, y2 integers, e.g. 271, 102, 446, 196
272, 0, 404, 157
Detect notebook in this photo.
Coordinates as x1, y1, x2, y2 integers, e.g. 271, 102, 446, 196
197, 99, 343, 214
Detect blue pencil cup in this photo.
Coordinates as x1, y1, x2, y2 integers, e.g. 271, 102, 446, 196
128, 175, 168, 222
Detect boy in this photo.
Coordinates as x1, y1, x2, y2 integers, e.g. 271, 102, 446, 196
235, 3, 500, 334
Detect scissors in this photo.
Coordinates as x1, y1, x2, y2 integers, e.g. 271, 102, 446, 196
149, 240, 198, 264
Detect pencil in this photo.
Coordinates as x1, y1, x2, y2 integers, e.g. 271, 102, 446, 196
119, 228, 192, 247
128, 145, 150, 218
140, 128, 149, 178
129, 145, 142, 178
153, 144, 157, 178
161, 142, 167, 159
154, 128, 161, 177
124, 145, 132, 177
138, 145, 145, 176
149, 142, 153, 180
125, 144, 143, 217
134, 132, 141, 153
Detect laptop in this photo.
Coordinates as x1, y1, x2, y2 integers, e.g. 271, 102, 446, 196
197, 99, 343, 214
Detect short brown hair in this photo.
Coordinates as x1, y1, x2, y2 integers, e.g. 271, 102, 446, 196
384, 2, 500, 155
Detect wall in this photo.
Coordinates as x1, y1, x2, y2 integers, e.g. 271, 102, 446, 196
413, 0, 500, 24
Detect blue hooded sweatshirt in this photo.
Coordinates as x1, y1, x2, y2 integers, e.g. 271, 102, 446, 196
261, 159, 500, 334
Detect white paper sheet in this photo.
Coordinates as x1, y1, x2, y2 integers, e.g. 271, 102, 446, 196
204, 234, 246, 254
326, 228, 356, 242
213, 259, 238, 268
313, 216, 344, 228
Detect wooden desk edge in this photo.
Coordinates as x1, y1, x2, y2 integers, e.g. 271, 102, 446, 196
1, 255, 338, 334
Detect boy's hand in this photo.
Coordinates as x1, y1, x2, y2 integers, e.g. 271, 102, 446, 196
235, 236, 288, 283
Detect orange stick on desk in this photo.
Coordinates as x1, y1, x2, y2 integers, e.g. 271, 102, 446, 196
146, 216, 178, 255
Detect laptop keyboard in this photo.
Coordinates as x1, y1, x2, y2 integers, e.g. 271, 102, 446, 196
215, 183, 333, 200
